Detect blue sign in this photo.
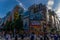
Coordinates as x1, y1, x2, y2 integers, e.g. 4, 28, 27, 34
31, 21, 40, 25
30, 12, 44, 20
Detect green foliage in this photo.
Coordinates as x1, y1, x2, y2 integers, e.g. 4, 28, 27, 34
14, 15, 23, 31
3, 14, 23, 32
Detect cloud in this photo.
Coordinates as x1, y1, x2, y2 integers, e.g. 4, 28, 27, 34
47, 0, 54, 9
56, 9, 60, 14
55, 7, 60, 18
55, 3, 60, 19
16, 0, 26, 10
55, 4, 60, 14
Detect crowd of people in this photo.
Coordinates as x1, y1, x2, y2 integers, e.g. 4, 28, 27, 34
0, 30, 60, 40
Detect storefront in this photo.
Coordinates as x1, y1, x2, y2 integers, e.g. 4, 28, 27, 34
29, 20, 42, 35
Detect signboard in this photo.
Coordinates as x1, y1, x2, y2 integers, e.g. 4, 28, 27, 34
30, 21, 42, 34
23, 18, 29, 30
14, 12, 19, 20
30, 12, 44, 20
30, 21, 40, 26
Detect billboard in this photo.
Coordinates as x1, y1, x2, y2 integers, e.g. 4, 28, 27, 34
30, 12, 44, 20
30, 21, 40, 26
14, 11, 19, 20
30, 20, 42, 34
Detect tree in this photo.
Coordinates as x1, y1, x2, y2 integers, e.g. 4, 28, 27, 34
3, 21, 12, 31
15, 15, 23, 31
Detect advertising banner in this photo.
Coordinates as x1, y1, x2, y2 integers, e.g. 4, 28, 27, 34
30, 21, 40, 26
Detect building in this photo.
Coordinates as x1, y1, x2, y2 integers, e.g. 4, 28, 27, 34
27, 3, 47, 34
47, 10, 60, 33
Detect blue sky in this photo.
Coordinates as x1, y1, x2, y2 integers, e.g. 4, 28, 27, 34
0, 0, 60, 19
0, 0, 18, 18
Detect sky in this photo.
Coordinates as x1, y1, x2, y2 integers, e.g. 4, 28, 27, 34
0, 0, 60, 19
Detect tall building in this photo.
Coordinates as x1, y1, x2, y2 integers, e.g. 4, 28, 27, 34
11, 5, 24, 21
47, 10, 60, 33
28, 3, 47, 34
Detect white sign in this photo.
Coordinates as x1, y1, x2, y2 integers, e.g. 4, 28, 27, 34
31, 21, 40, 25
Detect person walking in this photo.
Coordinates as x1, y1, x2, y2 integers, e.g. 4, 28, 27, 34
5, 33, 11, 40
39, 34, 43, 40
54, 33, 58, 40
30, 32, 36, 40
20, 31, 25, 40
15, 35, 18, 40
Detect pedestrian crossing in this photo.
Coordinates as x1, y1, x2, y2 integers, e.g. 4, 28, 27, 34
0, 36, 60, 40
0, 37, 41, 40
